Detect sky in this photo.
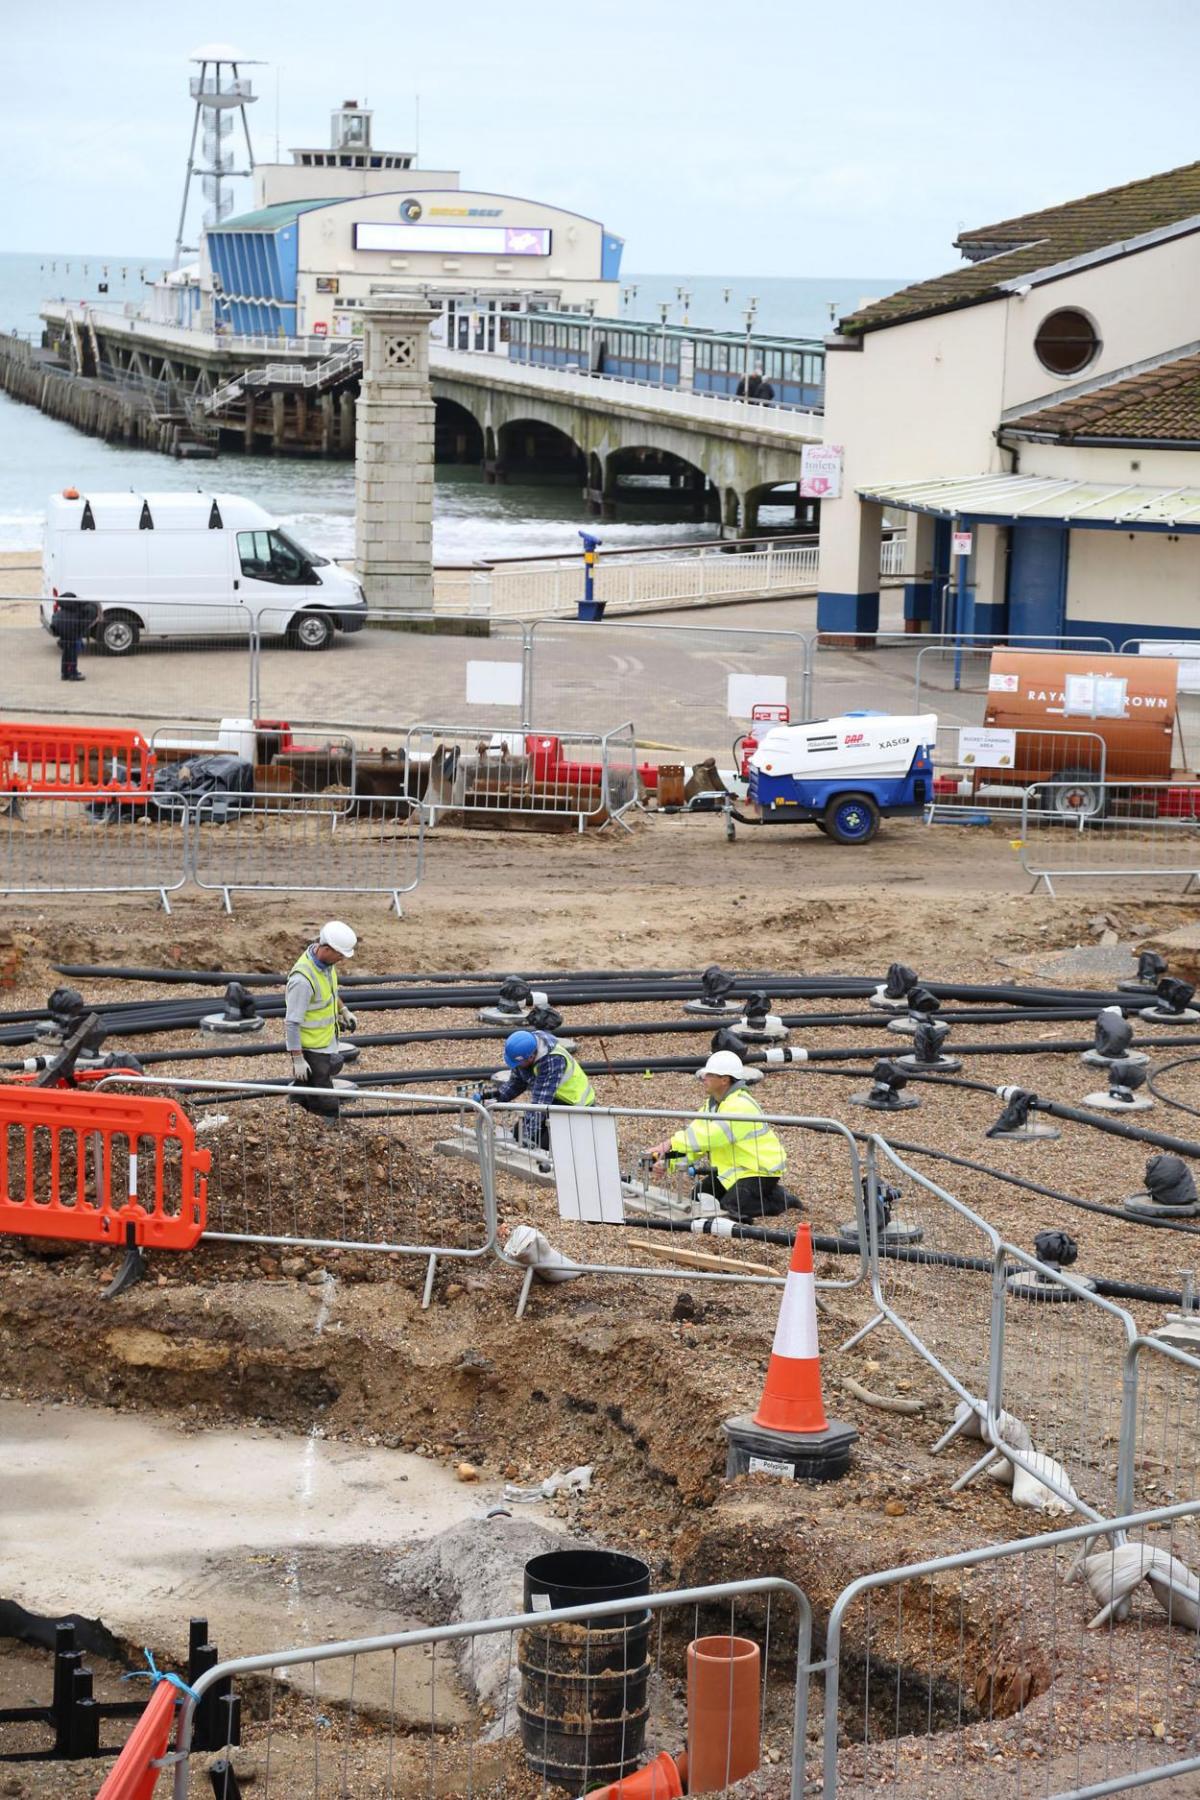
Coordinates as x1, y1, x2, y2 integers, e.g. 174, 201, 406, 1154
5, 0, 1200, 279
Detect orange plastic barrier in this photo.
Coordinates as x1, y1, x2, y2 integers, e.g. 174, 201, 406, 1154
0, 1085, 208, 1250
95, 1681, 177, 1800
0, 723, 155, 795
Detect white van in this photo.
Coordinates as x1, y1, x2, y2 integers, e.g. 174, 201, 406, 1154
40, 490, 366, 655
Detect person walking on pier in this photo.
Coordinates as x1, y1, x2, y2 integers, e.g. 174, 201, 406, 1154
54, 593, 98, 682
285, 920, 359, 1117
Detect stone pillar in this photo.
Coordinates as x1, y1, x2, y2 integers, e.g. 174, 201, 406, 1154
355, 297, 437, 610
901, 512, 936, 632
817, 494, 883, 644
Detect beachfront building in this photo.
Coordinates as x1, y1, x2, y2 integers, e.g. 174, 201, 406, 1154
198, 100, 623, 350
816, 162, 1200, 645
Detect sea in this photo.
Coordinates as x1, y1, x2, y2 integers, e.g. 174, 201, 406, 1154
0, 252, 904, 561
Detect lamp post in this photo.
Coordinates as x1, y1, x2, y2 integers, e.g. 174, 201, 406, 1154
584, 296, 596, 374
743, 298, 758, 401
658, 300, 670, 385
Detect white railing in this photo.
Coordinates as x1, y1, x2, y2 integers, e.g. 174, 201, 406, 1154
429, 535, 904, 620
429, 346, 822, 438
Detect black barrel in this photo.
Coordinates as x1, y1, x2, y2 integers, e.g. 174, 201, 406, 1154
519, 1550, 651, 1790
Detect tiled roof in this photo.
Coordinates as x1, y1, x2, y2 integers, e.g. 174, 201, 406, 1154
1003, 351, 1200, 444
839, 161, 1200, 335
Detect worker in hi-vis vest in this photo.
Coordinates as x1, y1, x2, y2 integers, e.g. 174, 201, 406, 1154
483, 1029, 596, 1150
646, 1049, 793, 1221
284, 920, 359, 1117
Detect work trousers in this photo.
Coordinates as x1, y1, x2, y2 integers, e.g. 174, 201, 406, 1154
694, 1172, 786, 1221
292, 1047, 342, 1119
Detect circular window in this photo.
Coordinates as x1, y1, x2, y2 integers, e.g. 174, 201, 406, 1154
1034, 308, 1100, 376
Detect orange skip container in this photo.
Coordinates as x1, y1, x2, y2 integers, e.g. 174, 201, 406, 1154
686, 1635, 761, 1791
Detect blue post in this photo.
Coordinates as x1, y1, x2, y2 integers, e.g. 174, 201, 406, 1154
577, 530, 604, 621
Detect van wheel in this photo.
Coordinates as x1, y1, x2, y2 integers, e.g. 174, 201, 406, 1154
823, 793, 880, 844
288, 611, 335, 652
97, 613, 140, 657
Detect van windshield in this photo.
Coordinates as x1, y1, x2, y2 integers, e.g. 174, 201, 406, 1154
237, 528, 327, 584
276, 528, 329, 568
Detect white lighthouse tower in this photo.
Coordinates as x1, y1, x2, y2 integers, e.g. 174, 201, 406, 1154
174, 44, 261, 266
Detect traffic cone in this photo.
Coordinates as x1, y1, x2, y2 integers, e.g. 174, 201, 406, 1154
583, 1748, 684, 1799
722, 1224, 857, 1482
752, 1223, 829, 1434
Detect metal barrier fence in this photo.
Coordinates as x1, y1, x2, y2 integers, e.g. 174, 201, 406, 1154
928, 726, 1107, 822
1120, 1335, 1200, 1577
0, 789, 190, 909
0, 721, 155, 793
403, 722, 639, 831
169, 1575, 812, 1799
854, 1138, 1001, 1434
191, 794, 423, 914
482, 1101, 867, 1315
912, 636, 1119, 714
821, 1502, 1200, 1800
98, 1078, 498, 1305
1019, 781, 1200, 894
0, 790, 423, 913
526, 618, 810, 763
987, 1244, 1137, 1523
150, 725, 358, 802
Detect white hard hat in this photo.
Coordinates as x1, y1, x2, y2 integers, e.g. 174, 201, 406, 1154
698, 1050, 745, 1080
319, 920, 357, 958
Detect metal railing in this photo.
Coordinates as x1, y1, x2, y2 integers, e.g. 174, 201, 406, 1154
402, 722, 638, 831
1120, 1335, 1200, 1574
821, 1502, 1200, 1799
169, 1574, 812, 1799
1019, 781, 1200, 894
191, 793, 423, 914
0, 789, 424, 914
480, 1101, 866, 1316
927, 725, 1108, 822
429, 343, 823, 438
912, 635, 1119, 711
98, 1078, 498, 1307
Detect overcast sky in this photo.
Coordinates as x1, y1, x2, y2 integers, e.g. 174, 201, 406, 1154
6, 0, 1200, 279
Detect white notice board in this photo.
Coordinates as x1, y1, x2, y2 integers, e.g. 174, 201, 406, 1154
549, 1111, 626, 1224
727, 673, 788, 720
466, 661, 523, 707
1142, 641, 1200, 695
958, 726, 1016, 767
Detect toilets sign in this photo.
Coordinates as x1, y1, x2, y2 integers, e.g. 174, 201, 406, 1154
800, 444, 843, 499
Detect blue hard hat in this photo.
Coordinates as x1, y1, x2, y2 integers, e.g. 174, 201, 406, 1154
504, 1030, 540, 1068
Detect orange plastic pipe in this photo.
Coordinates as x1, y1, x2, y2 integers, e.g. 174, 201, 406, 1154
686, 1635, 761, 1791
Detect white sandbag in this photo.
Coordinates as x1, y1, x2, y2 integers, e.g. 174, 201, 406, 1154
505, 1224, 583, 1284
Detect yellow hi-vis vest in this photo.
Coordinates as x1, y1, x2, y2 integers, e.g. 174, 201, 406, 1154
669, 1084, 785, 1190
293, 948, 339, 1051
542, 1046, 596, 1108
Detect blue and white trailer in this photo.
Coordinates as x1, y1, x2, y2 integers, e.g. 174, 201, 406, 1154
737, 712, 938, 843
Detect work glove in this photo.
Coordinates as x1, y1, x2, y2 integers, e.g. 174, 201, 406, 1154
472, 1086, 496, 1106
290, 1052, 310, 1083
338, 1009, 358, 1034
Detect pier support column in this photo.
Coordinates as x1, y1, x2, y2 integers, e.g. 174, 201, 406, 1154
243, 394, 256, 452
355, 297, 436, 611
339, 390, 356, 456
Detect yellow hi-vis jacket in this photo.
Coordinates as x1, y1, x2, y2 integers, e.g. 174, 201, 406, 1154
669, 1084, 785, 1190
546, 1047, 596, 1108
292, 948, 340, 1051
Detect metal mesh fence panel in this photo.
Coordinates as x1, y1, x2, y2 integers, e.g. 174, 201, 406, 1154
170, 1577, 812, 1799
0, 789, 188, 907
1020, 782, 1200, 894
190, 794, 422, 912
821, 1504, 1200, 1800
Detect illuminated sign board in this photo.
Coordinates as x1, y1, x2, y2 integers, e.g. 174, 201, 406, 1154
354, 222, 552, 256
